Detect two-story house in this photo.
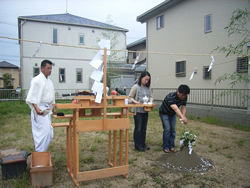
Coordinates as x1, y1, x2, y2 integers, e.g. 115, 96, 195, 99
0, 61, 19, 89
137, 0, 249, 90
18, 13, 128, 95
136, 0, 250, 126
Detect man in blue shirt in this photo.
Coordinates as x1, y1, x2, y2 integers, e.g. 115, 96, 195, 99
159, 85, 190, 153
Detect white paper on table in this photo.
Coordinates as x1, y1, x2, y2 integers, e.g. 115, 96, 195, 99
89, 50, 103, 69
91, 69, 103, 82
98, 39, 110, 55
123, 99, 128, 114
91, 81, 103, 94
189, 71, 195, 80
95, 92, 102, 103
208, 55, 215, 72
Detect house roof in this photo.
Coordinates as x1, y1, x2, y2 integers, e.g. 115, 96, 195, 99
0, 61, 19, 68
18, 13, 129, 32
137, 0, 183, 23
127, 37, 146, 49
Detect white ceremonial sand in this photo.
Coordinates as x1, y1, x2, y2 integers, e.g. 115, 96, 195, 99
156, 147, 213, 173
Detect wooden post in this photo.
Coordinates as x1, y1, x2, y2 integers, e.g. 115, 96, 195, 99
108, 130, 112, 166
103, 48, 107, 130
72, 109, 77, 182
119, 130, 123, 166
113, 130, 117, 167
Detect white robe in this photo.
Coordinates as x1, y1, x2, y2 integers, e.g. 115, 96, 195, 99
26, 72, 55, 152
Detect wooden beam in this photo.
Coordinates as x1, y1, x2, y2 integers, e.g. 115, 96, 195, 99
77, 166, 129, 182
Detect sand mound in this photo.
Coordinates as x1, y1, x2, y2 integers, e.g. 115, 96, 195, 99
156, 147, 213, 173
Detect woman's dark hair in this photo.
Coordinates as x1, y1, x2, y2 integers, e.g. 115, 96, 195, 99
138, 71, 151, 87
41, 60, 52, 67
178, 84, 190, 95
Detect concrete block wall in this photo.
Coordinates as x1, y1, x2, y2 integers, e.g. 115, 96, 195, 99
154, 102, 250, 127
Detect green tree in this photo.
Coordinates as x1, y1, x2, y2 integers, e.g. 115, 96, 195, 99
3, 73, 13, 89
97, 15, 126, 89
213, 8, 250, 88
213, 7, 250, 108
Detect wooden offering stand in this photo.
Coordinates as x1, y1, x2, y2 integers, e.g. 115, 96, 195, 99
52, 48, 156, 187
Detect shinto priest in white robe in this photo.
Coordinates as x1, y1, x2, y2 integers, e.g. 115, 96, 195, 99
26, 72, 55, 152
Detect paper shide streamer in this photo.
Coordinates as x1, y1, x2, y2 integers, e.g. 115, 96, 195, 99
30, 42, 43, 59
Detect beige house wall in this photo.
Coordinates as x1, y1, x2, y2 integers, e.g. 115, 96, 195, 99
128, 43, 146, 64
0, 68, 19, 88
146, 0, 249, 89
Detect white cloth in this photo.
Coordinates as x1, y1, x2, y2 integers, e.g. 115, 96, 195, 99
31, 102, 53, 152
26, 72, 55, 152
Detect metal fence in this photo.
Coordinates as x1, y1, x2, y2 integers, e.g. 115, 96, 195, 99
1, 88, 249, 110
151, 88, 250, 110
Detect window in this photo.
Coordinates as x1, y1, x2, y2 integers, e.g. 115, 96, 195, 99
205, 14, 212, 33
156, 15, 164, 29
11, 69, 14, 74
33, 67, 40, 77
176, 61, 186, 77
11, 79, 14, 86
203, 66, 211, 79
133, 52, 136, 59
59, 68, 65, 83
79, 34, 84, 45
53, 28, 58, 44
237, 56, 248, 73
76, 68, 82, 83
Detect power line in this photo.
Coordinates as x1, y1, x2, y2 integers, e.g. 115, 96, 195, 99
0, 20, 17, 26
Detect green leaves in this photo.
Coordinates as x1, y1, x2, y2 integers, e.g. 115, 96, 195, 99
179, 125, 199, 147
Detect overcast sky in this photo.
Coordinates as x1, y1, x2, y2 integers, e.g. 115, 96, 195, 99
0, 0, 164, 66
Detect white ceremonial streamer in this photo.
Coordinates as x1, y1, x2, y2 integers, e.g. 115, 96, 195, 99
132, 52, 142, 70
208, 55, 215, 72
154, 76, 159, 83
180, 139, 184, 148
188, 141, 193, 154
30, 42, 42, 59
189, 71, 195, 80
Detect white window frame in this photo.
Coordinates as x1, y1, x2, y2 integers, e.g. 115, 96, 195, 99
156, 15, 164, 30
79, 33, 84, 45
59, 68, 66, 83
76, 68, 82, 83
205, 14, 212, 33
53, 28, 58, 44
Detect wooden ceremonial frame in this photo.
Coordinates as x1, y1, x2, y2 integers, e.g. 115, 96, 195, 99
52, 48, 156, 187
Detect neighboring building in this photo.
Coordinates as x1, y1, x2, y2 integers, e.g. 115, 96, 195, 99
18, 13, 128, 94
110, 37, 147, 90
0, 61, 19, 89
127, 37, 146, 65
137, 0, 249, 90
